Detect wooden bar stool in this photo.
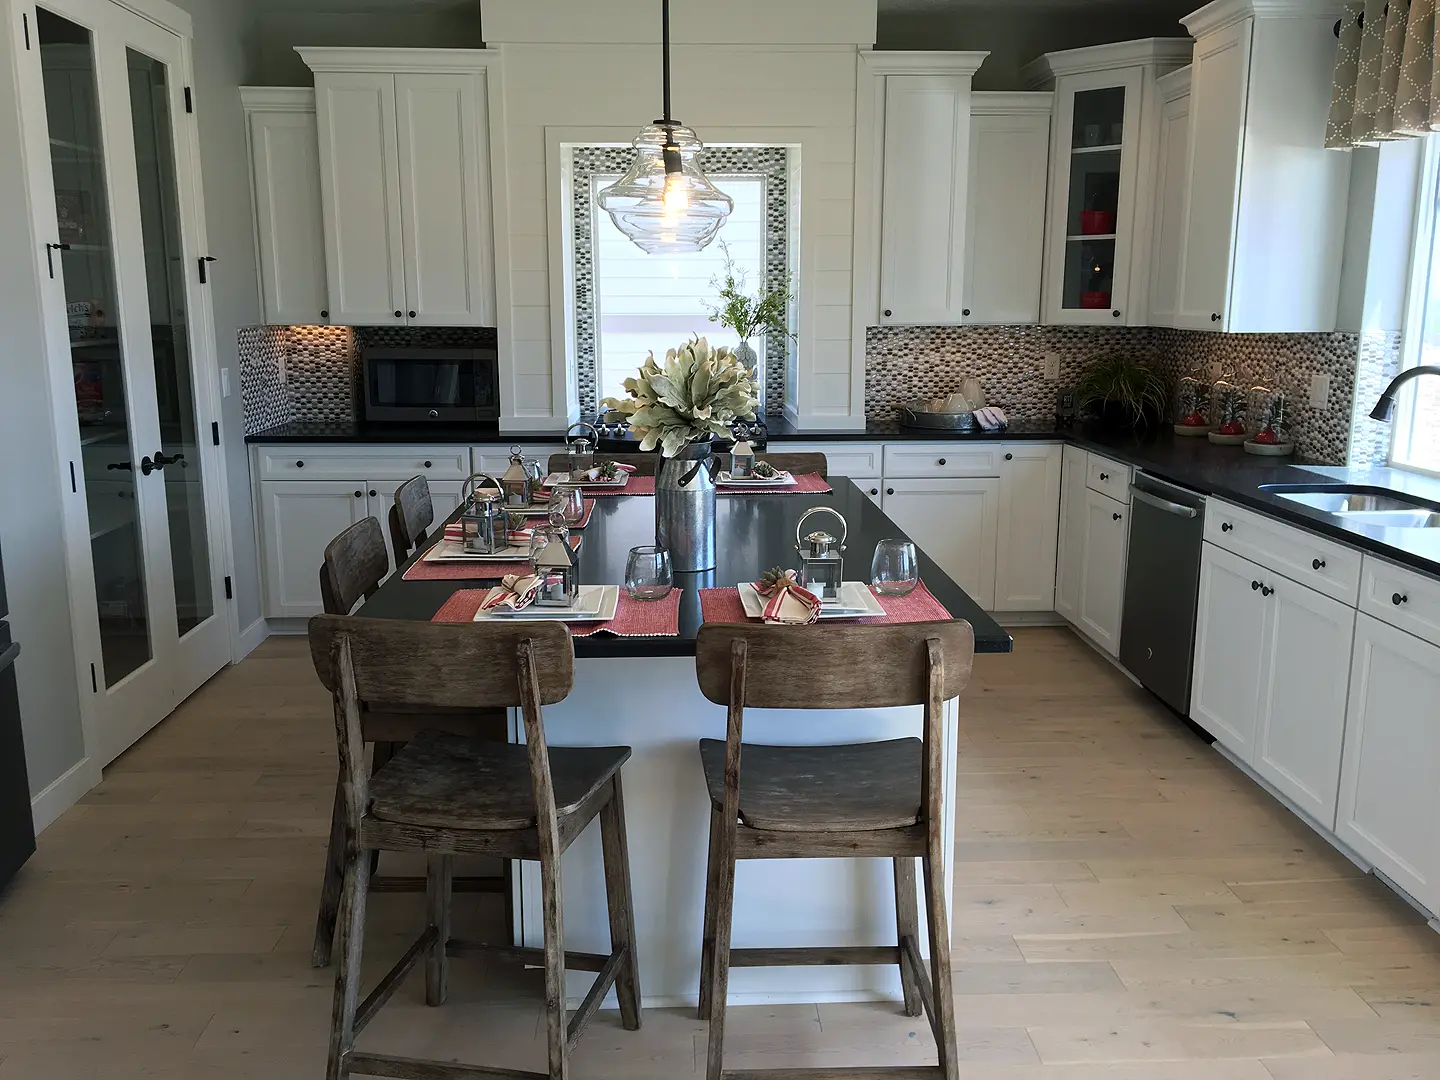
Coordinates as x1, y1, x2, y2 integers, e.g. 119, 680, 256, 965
756, 451, 828, 478
311, 518, 506, 968
309, 616, 643, 1080
388, 474, 434, 566
694, 621, 974, 1080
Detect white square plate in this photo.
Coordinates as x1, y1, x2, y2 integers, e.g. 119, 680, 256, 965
717, 471, 795, 487
544, 471, 628, 488
736, 581, 885, 620
476, 584, 618, 622
422, 536, 579, 563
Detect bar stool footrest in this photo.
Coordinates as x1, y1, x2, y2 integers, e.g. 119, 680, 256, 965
721, 1068, 944, 1079
445, 939, 612, 971
730, 946, 901, 968
345, 1050, 548, 1078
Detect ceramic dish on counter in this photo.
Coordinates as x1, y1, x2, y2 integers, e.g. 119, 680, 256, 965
736, 581, 886, 620
717, 471, 796, 487
474, 585, 618, 622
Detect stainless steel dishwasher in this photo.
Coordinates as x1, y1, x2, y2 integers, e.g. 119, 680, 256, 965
1119, 472, 1207, 717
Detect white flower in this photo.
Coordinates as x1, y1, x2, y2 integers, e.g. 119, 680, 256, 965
601, 336, 758, 457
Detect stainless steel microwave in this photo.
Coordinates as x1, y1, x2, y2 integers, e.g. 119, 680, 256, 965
361, 346, 499, 424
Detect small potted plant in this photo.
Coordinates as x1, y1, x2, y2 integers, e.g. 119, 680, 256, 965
1209, 375, 1249, 445
707, 242, 794, 406
1173, 367, 1215, 436
1074, 353, 1169, 429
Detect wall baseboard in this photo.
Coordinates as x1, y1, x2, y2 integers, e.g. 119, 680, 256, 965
30, 757, 102, 834
235, 616, 270, 662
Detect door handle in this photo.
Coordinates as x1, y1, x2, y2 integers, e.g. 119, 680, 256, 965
45, 241, 71, 278
106, 461, 133, 472
152, 451, 186, 470
1130, 487, 1199, 519
138, 456, 156, 476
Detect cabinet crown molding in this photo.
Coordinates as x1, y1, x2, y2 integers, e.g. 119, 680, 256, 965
1022, 37, 1194, 87
863, 50, 990, 77
296, 47, 501, 74
1156, 65, 1193, 98
1183, 0, 1342, 38
970, 91, 1054, 116
240, 86, 316, 112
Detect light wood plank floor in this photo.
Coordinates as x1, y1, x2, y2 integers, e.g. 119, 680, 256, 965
2, 628, 1439, 1078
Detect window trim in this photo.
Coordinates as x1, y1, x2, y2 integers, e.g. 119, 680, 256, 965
1393, 133, 1440, 479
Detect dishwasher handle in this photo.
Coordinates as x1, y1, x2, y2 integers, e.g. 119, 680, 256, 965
1130, 486, 1200, 519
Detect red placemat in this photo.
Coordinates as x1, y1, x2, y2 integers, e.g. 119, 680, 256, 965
402, 536, 581, 582
717, 473, 832, 495
432, 588, 682, 637
698, 582, 952, 625
541, 475, 655, 497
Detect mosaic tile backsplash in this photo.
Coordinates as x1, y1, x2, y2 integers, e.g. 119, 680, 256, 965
865, 325, 1402, 465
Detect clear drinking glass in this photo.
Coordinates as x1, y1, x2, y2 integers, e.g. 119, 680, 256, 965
871, 539, 919, 596
529, 523, 569, 565
625, 545, 673, 601
548, 486, 585, 527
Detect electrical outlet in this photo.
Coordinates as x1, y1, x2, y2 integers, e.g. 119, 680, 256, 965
1043, 352, 1061, 382
1309, 372, 1331, 411
220, 367, 231, 398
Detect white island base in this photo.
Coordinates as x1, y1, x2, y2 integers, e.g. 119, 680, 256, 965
510, 654, 960, 1009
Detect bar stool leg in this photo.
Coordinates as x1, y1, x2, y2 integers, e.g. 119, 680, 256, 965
893, 855, 924, 1018
704, 816, 737, 1080
539, 844, 570, 1079
698, 803, 722, 1020
922, 839, 959, 1080
600, 775, 643, 1030
326, 843, 368, 1080
425, 854, 452, 1006
312, 779, 346, 968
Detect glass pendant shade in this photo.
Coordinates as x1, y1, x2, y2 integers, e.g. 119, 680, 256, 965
597, 123, 734, 254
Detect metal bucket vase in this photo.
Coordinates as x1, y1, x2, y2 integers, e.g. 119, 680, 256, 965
656, 439, 717, 571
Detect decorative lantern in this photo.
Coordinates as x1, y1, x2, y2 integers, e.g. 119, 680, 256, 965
794, 506, 848, 601
532, 531, 580, 607
459, 473, 507, 555
563, 422, 599, 474
730, 439, 756, 479
501, 445, 533, 508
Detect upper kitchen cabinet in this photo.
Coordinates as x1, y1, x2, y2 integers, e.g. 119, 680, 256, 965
865, 52, 989, 325
1171, 0, 1350, 332
1024, 39, 1193, 327
298, 49, 498, 328
241, 88, 329, 327
965, 93, 1053, 324
1145, 66, 1191, 327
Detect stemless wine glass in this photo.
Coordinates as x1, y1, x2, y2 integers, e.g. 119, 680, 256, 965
625, 545, 673, 601
548, 485, 585, 527
871, 539, 919, 596
529, 523, 569, 566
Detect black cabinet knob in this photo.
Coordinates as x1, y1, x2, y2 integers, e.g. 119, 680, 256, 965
869, 487, 879, 495
368, 489, 377, 498
394, 310, 403, 318
353, 490, 363, 499
1394, 592, 1409, 605
962, 308, 971, 317
1211, 313, 1221, 322
883, 309, 892, 318
1313, 558, 1326, 570
408, 310, 417, 319
1221, 522, 1233, 532
296, 460, 305, 468
1004, 453, 1013, 461
1112, 310, 1121, 318
938, 458, 947, 466
1099, 472, 1109, 481
320, 309, 329, 319
1262, 585, 1274, 597
1113, 512, 1122, 521
423, 460, 433, 469
1252, 580, 1262, 591
886, 487, 895, 496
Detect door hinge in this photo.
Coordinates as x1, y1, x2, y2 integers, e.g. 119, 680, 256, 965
198, 255, 217, 284
22, 12, 30, 49
184, 86, 193, 113
69, 461, 77, 493
211, 421, 220, 446
224, 576, 233, 600
90, 663, 97, 694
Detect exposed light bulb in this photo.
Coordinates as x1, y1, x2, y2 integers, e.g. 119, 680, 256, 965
663, 169, 689, 214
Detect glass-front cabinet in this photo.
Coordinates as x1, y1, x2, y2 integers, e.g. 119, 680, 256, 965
1025, 41, 1193, 326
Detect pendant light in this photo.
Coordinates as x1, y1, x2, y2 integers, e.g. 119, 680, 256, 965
597, 0, 734, 254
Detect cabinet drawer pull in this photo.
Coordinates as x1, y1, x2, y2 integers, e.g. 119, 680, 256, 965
1313, 558, 1326, 570
423, 460, 433, 469
1394, 592, 1409, 606
937, 458, 947, 466
1112, 512, 1122, 522
296, 460, 305, 469
1099, 472, 1110, 481
1004, 453, 1013, 461
1221, 521, 1233, 532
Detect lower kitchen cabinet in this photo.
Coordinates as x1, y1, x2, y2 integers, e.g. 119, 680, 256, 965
1054, 445, 1086, 623
1193, 542, 1355, 827
1077, 488, 1129, 655
994, 444, 1061, 610
882, 477, 1000, 611
259, 481, 369, 618
1336, 613, 1440, 911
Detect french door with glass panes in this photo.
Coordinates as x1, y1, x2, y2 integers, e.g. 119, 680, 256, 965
16, 0, 230, 764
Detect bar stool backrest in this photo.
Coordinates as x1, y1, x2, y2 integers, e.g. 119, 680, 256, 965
389, 474, 435, 565
319, 517, 390, 616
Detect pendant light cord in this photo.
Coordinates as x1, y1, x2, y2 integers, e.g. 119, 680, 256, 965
661, 0, 673, 124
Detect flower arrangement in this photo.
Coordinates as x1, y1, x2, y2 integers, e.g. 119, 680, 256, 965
707, 242, 795, 344
601, 336, 759, 458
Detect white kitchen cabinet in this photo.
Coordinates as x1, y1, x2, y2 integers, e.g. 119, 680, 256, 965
302, 49, 497, 328
1173, 2, 1350, 332
1054, 444, 1087, 623
1337, 613, 1440, 912
1024, 39, 1192, 326
1146, 67, 1191, 328
258, 480, 369, 617
1192, 542, 1268, 758
1077, 487, 1129, 655
473, 444, 566, 477
241, 88, 329, 326
883, 477, 1000, 611
965, 94, 1052, 324
994, 443, 1061, 611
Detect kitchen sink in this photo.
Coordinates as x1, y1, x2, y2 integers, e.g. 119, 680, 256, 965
1259, 484, 1440, 516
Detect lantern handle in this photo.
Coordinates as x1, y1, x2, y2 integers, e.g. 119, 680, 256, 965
464, 473, 503, 502
565, 421, 600, 449
794, 505, 848, 553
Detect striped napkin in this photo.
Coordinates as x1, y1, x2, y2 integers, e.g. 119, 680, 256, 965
752, 570, 822, 625
478, 574, 544, 612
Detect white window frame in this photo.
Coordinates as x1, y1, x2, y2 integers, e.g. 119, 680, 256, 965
1394, 134, 1440, 479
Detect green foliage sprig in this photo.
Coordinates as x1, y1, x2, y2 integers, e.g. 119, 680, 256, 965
707, 242, 795, 344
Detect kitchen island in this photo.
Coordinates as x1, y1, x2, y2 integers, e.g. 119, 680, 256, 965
359, 479, 1009, 1008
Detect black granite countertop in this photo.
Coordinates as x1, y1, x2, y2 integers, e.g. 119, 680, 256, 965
356, 479, 1013, 658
